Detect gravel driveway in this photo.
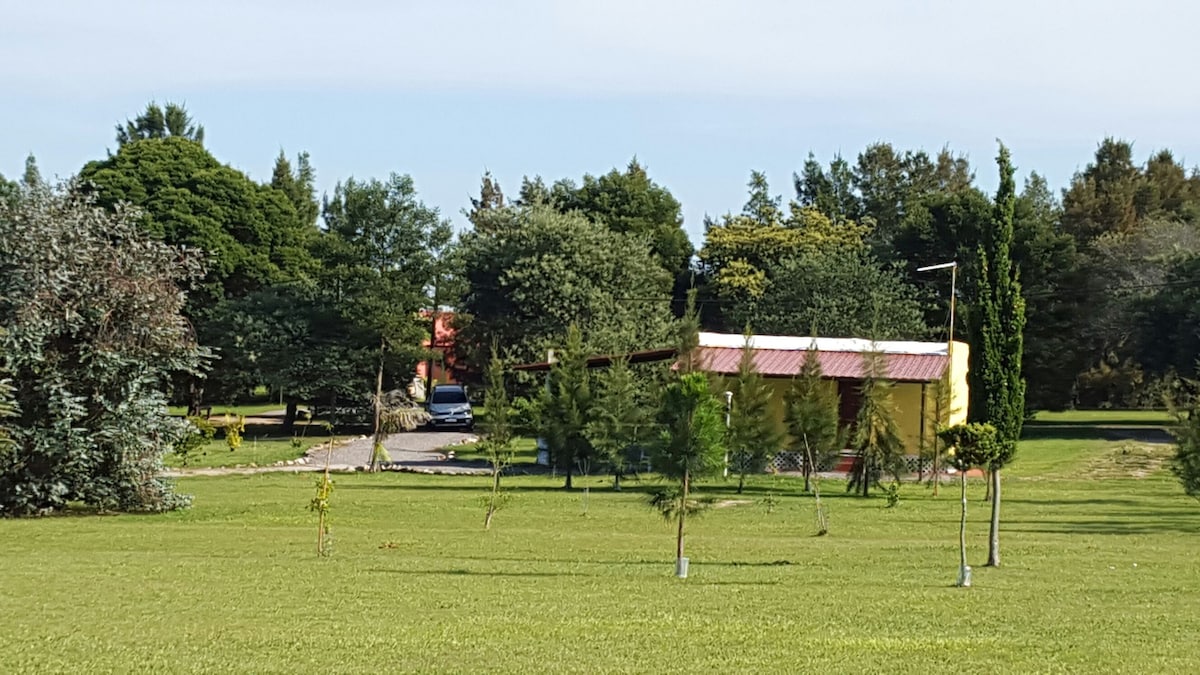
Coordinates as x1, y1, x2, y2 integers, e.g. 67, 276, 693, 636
305, 430, 487, 474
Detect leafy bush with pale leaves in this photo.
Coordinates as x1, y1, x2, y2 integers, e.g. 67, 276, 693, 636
0, 181, 207, 516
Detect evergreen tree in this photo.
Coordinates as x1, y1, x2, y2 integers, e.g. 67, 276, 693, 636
541, 325, 593, 489
585, 357, 649, 490
651, 372, 727, 576
968, 143, 1027, 567
480, 347, 513, 529
847, 351, 906, 497
728, 331, 784, 493
115, 101, 205, 146
785, 344, 845, 492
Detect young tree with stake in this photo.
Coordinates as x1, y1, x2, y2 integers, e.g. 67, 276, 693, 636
651, 372, 727, 578
938, 423, 1000, 587
585, 357, 648, 490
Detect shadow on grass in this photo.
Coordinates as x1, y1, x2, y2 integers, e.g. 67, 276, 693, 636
1022, 424, 1173, 444
375, 568, 597, 578
420, 555, 802, 569
1005, 517, 1200, 535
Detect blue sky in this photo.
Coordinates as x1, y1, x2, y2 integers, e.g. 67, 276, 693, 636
4, 0, 1199, 243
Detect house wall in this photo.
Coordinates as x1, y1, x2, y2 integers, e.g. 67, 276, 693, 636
716, 340, 970, 458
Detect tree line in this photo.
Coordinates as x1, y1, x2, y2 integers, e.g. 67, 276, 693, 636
2, 100, 1200, 515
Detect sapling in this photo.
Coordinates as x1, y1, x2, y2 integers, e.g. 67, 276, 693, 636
224, 413, 245, 452
309, 422, 336, 557
480, 348, 514, 529
938, 423, 1000, 587
651, 372, 726, 578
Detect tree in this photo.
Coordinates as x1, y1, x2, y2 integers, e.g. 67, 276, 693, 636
271, 150, 320, 228
80, 135, 320, 411
745, 250, 927, 340
698, 174, 874, 330
320, 174, 451, 470
1011, 173, 1091, 411
480, 347, 514, 529
1169, 381, 1200, 497
540, 325, 593, 489
847, 352, 907, 497
651, 372, 727, 577
968, 143, 1027, 567
586, 357, 649, 490
457, 204, 673, 369
0, 181, 206, 516
214, 284, 374, 432
727, 331, 784, 493
1061, 138, 1141, 242
116, 101, 205, 146
938, 423, 1000, 587
549, 159, 694, 287
785, 344, 845, 492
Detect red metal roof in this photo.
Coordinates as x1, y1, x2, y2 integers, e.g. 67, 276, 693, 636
693, 347, 948, 382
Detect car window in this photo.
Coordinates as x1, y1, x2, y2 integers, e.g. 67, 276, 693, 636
430, 389, 467, 404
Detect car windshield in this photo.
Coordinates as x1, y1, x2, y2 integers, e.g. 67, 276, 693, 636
430, 389, 467, 404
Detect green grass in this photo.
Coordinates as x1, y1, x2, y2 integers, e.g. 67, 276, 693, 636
3, 416, 1199, 673
163, 435, 345, 469
1032, 408, 1174, 426
450, 436, 539, 463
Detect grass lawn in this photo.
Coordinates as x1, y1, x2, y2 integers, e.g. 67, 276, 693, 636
1031, 408, 1174, 426
3, 420, 1199, 672
162, 436, 331, 469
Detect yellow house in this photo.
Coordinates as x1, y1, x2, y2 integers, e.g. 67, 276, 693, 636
696, 333, 969, 464
513, 331, 970, 472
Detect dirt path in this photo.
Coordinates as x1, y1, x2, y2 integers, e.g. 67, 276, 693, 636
166, 430, 490, 477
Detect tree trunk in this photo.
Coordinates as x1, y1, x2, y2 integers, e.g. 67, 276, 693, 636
563, 463, 573, 490
737, 472, 745, 494
187, 379, 204, 418
957, 470, 968, 585
613, 472, 621, 491
984, 469, 993, 502
986, 467, 1002, 567
484, 468, 501, 529
931, 450, 940, 497
370, 340, 385, 473
283, 399, 299, 434
803, 464, 812, 493
676, 471, 689, 564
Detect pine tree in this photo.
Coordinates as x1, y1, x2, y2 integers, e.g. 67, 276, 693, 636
675, 287, 701, 374
969, 143, 1027, 567
541, 325, 593, 489
847, 351, 906, 497
480, 347, 513, 529
651, 372, 726, 576
585, 358, 648, 490
728, 330, 784, 493
785, 344, 845, 492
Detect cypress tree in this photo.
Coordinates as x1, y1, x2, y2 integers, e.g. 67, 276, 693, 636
968, 143, 1027, 567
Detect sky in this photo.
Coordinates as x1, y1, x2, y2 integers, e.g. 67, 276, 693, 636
4, 0, 1200, 243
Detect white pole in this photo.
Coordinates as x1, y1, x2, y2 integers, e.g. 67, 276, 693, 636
723, 391, 733, 478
